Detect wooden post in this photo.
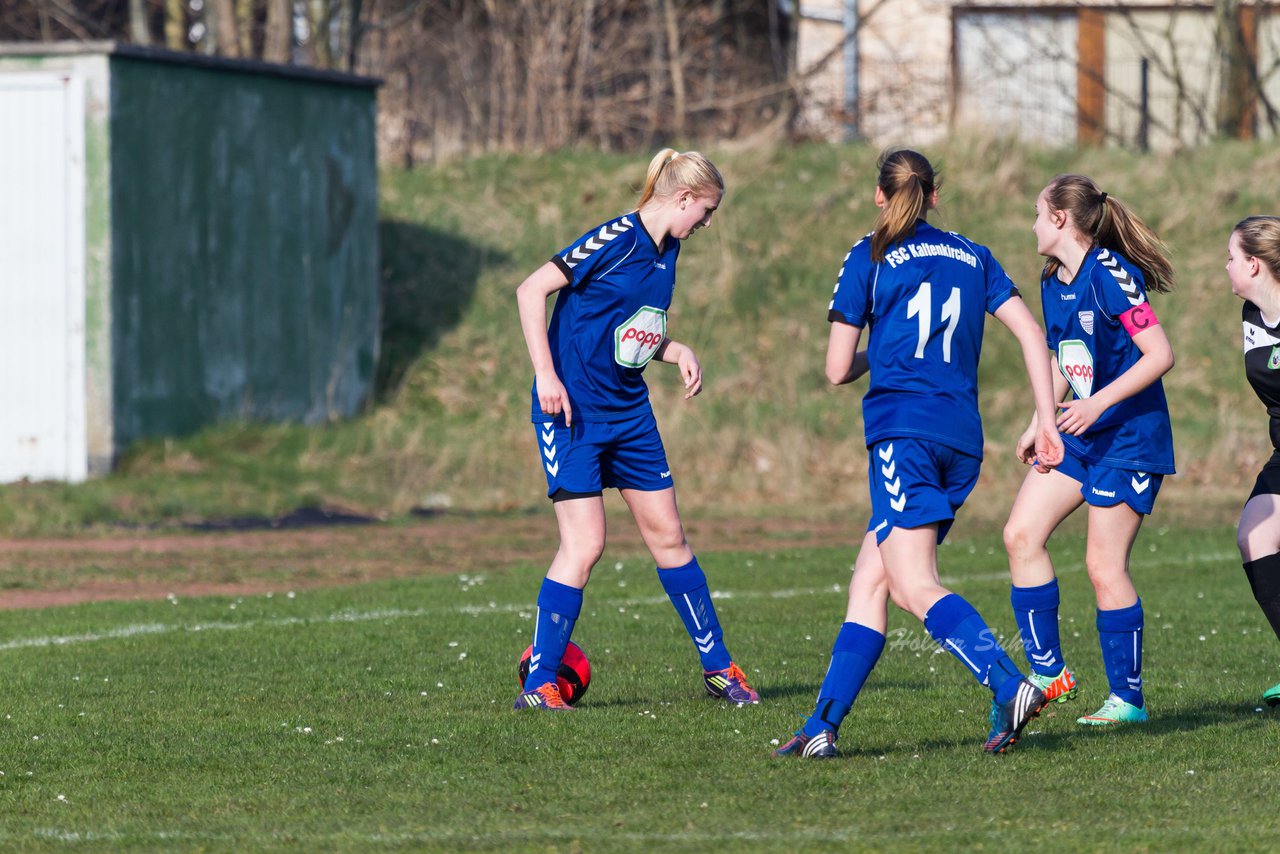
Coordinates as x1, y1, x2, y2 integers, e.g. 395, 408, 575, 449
1239, 2, 1258, 139
1077, 8, 1106, 146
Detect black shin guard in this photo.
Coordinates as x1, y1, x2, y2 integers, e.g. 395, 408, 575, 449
1243, 553, 1280, 642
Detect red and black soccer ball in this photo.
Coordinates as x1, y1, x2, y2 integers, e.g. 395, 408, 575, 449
517, 641, 591, 705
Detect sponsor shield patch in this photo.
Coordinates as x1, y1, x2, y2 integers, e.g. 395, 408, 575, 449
614, 306, 667, 368
1058, 339, 1094, 399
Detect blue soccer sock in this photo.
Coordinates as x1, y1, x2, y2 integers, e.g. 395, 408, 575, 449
523, 577, 584, 692
657, 556, 732, 672
1011, 579, 1064, 677
802, 622, 885, 738
1097, 599, 1144, 707
924, 593, 1024, 704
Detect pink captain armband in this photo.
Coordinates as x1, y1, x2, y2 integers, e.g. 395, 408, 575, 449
1119, 302, 1159, 337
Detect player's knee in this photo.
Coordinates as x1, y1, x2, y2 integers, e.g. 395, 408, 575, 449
1237, 527, 1254, 561
1236, 521, 1280, 562
1002, 519, 1040, 561
561, 539, 605, 575
885, 580, 931, 620
1084, 555, 1124, 589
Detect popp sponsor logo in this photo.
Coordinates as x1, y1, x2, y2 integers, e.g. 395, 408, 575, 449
614, 306, 667, 368
1058, 339, 1094, 399
619, 327, 664, 349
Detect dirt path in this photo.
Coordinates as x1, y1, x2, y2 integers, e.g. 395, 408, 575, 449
0, 512, 858, 610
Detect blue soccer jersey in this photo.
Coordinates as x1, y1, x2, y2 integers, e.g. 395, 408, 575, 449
1040, 247, 1175, 474
828, 221, 1018, 458
532, 212, 679, 423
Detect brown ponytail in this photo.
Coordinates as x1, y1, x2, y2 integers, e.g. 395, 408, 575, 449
1042, 174, 1175, 293
870, 149, 939, 263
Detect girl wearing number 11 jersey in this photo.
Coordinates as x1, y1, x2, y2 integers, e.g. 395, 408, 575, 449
774, 149, 1064, 758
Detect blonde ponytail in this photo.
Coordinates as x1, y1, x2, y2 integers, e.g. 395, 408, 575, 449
637, 149, 724, 208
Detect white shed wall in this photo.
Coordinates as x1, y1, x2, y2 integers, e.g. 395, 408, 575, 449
0, 72, 87, 482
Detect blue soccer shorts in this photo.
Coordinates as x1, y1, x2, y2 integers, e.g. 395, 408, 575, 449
1056, 450, 1162, 515
865, 438, 981, 545
534, 410, 674, 498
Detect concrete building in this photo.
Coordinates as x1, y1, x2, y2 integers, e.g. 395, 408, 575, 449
794, 0, 1280, 149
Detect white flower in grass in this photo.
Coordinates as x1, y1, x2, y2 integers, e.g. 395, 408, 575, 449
287, 591, 296, 599
436, 682, 444, 688
56, 794, 66, 802
448, 641, 458, 647
458, 653, 467, 660
431, 738, 439, 745
614, 562, 624, 571
769, 739, 779, 746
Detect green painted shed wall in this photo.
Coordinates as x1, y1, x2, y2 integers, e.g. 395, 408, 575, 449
108, 55, 379, 448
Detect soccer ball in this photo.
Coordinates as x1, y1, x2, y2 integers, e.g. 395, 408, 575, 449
518, 641, 591, 705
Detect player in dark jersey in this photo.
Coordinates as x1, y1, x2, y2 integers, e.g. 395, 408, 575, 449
512, 149, 758, 711
1003, 174, 1176, 726
1227, 215, 1280, 708
772, 149, 1064, 758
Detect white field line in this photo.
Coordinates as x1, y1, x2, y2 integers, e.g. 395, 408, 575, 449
18, 822, 1211, 847
0, 550, 1235, 654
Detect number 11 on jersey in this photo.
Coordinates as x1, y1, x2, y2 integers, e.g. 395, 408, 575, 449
906, 281, 961, 363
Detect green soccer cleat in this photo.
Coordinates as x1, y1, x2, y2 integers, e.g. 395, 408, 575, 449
1077, 693, 1148, 726
1028, 667, 1079, 704
1263, 682, 1280, 707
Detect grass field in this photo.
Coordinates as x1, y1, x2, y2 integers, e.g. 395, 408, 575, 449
1, 520, 1276, 851
3, 138, 1279, 535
